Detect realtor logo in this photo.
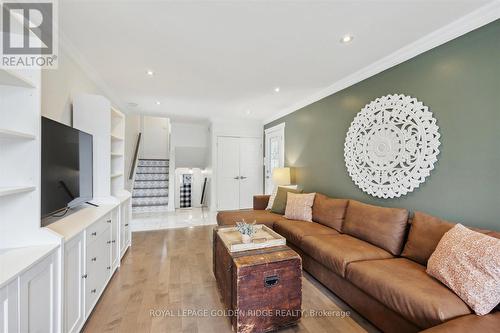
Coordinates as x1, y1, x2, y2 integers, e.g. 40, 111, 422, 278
1, 0, 58, 68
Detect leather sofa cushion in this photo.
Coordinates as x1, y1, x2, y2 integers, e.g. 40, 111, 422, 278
216, 210, 282, 228
346, 258, 471, 329
419, 312, 500, 333
343, 200, 409, 255
253, 195, 271, 210
401, 211, 455, 265
301, 234, 393, 277
311, 193, 349, 232
273, 219, 339, 247
401, 212, 500, 266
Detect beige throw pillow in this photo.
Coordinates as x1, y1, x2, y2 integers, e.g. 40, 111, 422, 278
266, 185, 298, 210
284, 193, 316, 222
427, 224, 500, 315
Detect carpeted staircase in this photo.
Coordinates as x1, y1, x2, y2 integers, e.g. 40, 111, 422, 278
132, 159, 169, 213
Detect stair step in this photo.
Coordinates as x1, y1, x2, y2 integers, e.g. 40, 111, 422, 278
138, 158, 168, 161
134, 181, 169, 189
132, 196, 168, 203
132, 188, 169, 197
136, 172, 169, 175
136, 166, 169, 173
135, 173, 169, 181
138, 159, 169, 167
132, 205, 169, 213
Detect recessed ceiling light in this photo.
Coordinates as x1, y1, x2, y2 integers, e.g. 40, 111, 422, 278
156, 101, 161, 105
340, 34, 354, 44
274, 87, 280, 93
146, 70, 154, 76
245, 109, 252, 115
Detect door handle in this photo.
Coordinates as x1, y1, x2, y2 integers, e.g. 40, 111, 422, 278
240, 176, 247, 180
233, 176, 240, 180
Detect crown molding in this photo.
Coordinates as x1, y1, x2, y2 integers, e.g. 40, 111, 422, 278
264, 1, 500, 124
58, 32, 128, 113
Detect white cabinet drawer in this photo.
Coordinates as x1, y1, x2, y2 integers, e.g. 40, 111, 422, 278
86, 214, 111, 246
85, 225, 111, 317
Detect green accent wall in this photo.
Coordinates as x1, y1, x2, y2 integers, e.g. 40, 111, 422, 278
265, 20, 500, 230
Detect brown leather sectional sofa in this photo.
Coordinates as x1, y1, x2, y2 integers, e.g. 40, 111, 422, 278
216, 193, 500, 333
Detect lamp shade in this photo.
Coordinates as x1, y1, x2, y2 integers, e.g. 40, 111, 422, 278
272, 167, 291, 186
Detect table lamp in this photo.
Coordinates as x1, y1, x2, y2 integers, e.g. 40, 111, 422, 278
272, 167, 291, 186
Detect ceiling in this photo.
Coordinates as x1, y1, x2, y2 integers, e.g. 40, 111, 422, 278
60, 0, 493, 122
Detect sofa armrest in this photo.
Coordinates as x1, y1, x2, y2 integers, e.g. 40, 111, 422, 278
253, 195, 270, 210
420, 312, 500, 333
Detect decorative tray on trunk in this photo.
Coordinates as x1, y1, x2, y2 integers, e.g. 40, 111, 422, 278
217, 224, 286, 252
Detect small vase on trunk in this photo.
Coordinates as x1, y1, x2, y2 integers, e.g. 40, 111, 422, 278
241, 234, 252, 244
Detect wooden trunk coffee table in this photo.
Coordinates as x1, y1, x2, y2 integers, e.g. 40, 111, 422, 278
213, 226, 302, 333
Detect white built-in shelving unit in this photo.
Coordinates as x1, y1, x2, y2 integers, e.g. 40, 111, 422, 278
0, 67, 60, 249
110, 107, 126, 196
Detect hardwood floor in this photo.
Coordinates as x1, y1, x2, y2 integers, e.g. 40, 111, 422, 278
83, 226, 379, 333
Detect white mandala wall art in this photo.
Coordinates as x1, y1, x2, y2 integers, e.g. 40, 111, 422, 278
344, 94, 441, 198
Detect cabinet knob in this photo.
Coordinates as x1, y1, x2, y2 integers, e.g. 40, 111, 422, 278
82, 274, 87, 279
125, 224, 129, 227
91, 232, 97, 236
91, 257, 97, 261
91, 289, 96, 294
107, 266, 111, 270
107, 240, 111, 244
112, 240, 116, 243
107, 219, 111, 223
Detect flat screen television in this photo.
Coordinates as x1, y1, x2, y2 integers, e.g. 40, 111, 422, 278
41, 117, 93, 224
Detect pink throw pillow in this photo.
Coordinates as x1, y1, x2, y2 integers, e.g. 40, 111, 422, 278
284, 192, 316, 222
427, 224, 500, 315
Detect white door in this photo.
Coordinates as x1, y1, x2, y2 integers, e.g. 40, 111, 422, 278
217, 137, 240, 211
217, 136, 263, 210
239, 138, 263, 209
264, 123, 285, 194
19, 251, 59, 333
64, 233, 84, 333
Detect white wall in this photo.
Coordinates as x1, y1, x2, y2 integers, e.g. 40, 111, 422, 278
140, 116, 169, 159
210, 119, 263, 211
174, 168, 208, 208
171, 122, 209, 147
41, 48, 104, 125
168, 122, 210, 210
175, 147, 208, 168
124, 114, 141, 189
